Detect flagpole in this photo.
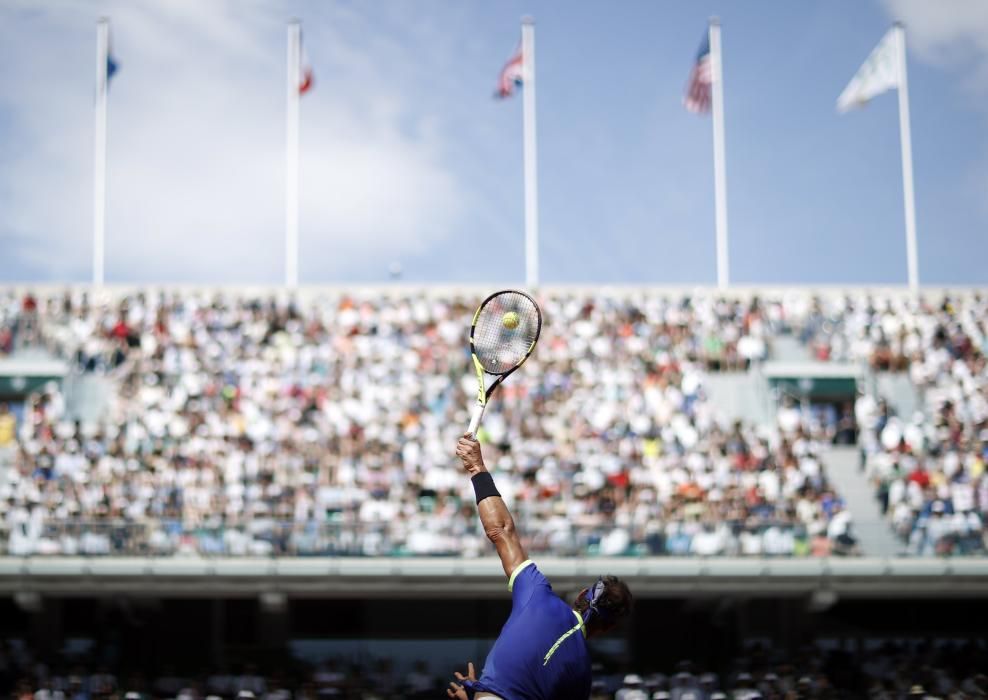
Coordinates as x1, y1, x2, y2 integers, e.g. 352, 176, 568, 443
285, 20, 301, 289
893, 23, 919, 296
709, 18, 729, 291
521, 17, 539, 288
93, 18, 110, 287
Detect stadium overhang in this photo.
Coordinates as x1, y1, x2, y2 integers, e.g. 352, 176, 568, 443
0, 358, 68, 398
762, 361, 862, 400
1, 557, 987, 599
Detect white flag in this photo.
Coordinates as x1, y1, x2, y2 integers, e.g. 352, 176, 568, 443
837, 29, 899, 113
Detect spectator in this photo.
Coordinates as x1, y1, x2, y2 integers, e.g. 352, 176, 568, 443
0, 289, 848, 558
0, 403, 15, 448
615, 674, 648, 700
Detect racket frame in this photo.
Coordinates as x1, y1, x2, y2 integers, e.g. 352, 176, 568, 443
467, 290, 542, 435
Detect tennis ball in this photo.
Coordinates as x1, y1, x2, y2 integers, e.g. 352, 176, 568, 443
502, 311, 520, 329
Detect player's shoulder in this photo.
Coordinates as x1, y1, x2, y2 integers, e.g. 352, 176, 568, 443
508, 559, 537, 589
507, 559, 553, 598
508, 559, 549, 593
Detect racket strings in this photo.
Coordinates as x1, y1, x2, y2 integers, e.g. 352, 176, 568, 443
472, 292, 540, 374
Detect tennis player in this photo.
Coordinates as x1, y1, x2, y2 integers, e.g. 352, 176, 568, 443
449, 433, 633, 700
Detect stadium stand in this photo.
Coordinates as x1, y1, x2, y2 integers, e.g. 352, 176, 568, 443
3, 288, 988, 559
3, 638, 987, 699
0, 288, 862, 558
820, 293, 988, 557
3, 288, 988, 700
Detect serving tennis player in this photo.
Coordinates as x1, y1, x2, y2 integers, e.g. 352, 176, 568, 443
449, 433, 633, 700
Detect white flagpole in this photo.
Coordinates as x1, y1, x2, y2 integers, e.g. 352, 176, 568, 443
285, 20, 301, 288
521, 17, 539, 288
709, 18, 730, 290
93, 18, 110, 287
894, 23, 919, 296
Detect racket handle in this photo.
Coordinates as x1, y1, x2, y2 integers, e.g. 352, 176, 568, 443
467, 403, 485, 436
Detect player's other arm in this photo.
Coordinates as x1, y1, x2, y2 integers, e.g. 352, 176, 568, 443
456, 433, 528, 578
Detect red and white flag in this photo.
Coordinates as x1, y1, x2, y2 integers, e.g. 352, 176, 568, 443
299, 33, 314, 95
495, 41, 523, 99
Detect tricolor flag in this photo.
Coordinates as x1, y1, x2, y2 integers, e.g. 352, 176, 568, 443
837, 29, 898, 113
684, 32, 712, 114
100, 31, 118, 97
299, 32, 314, 95
495, 41, 523, 99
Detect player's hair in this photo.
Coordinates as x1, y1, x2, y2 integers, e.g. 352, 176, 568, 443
574, 575, 633, 627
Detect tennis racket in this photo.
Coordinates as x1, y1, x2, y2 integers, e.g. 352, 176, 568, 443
467, 290, 542, 435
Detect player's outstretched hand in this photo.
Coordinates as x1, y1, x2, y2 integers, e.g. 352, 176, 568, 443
446, 661, 476, 699
456, 433, 486, 475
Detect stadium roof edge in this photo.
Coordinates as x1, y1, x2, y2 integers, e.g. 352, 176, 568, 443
1, 557, 987, 599
762, 361, 864, 379
0, 358, 69, 376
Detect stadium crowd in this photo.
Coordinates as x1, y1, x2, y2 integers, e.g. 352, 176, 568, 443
0, 288, 856, 558
1, 639, 986, 699
817, 293, 988, 556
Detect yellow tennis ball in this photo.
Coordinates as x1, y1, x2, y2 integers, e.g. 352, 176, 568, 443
502, 311, 519, 329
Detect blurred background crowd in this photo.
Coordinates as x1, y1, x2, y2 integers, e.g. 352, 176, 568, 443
1, 638, 986, 699
0, 289, 985, 558
0, 289, 845, 558
831, 294, 988, 556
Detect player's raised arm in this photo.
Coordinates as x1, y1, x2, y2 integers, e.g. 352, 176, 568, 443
456, 433, 528, 578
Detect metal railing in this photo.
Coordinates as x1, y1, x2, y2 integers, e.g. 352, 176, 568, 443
0, 518, 866, 558
1, 520, 403, 558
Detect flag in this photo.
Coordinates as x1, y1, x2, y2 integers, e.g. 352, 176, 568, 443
495, 41, 523, 99
299, 32, 313, 95
837, 29, 898, 113
684, 31, 712, 114
99, 28, 118, 97
107, 24, 119, 82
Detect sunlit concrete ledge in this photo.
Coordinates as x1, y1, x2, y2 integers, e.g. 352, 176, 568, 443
0, 557, 987, 598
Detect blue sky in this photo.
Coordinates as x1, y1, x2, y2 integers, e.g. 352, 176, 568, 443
1, 0, 987, 286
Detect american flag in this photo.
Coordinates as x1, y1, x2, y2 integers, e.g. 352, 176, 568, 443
495, 41, 524, 99
684, 31, 712, 114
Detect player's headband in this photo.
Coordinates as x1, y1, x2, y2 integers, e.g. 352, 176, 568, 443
582, 577, 614, 625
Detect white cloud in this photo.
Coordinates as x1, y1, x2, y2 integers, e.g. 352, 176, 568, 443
0, 0, 466, 283
880, 0, 988, 219
880, 0, 988, 91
